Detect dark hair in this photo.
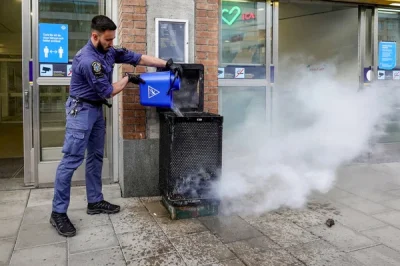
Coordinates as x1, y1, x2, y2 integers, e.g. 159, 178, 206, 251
91, 15, 117, 33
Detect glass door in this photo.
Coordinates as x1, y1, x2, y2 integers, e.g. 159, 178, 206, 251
218, 0, 273, 138
375, 8, 400, 143
31, 0, 113, 185
0, 0, 31, 186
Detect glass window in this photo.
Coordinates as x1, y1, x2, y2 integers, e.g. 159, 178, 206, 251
219, 86, 266, 137
378, 10, 400, 70
39, 0, 106, 61
377, 10, 400, 143
219, 0, 267, 79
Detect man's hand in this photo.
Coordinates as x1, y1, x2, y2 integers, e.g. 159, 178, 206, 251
165, 58, 183, 78
126, 73, 145, 84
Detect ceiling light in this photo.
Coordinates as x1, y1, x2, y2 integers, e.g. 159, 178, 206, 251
379, 11, 397, 14
379, 8, 400, 12
390, 3, 400, 6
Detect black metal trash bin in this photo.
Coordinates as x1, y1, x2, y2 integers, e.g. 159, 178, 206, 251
158, 64, 223, 219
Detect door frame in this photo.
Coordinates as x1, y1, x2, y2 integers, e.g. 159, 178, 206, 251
22, 0, 33, 185
24, 0, 115, 187
217, 0, 274, 129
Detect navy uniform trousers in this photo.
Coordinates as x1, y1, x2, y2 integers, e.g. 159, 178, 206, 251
52, 97, 105, 213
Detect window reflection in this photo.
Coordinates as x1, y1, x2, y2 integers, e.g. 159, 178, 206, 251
378, 10, 400, 143
39, 0, 105, 61
219, 0, 266, 79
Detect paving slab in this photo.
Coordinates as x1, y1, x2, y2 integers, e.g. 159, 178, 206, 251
228, 237, 301, 266
108, 197, 146, 210
308, 222, 377, 252
323, 187, 356, 201
21, 205, 51, 225
387, 189, 400, 197
287, 240, 364, 266
350, 189, 398, 203
69, 246, 126, 266
15, 223, 65, 250
227, 236, 302, 265
170, 231, 236, 265
381, 198, 400, 211
335, 195, 390, 215
102, 184, 123, 200
118, 227, 174, 262
68, 208, 110, 229
349, 244, 400, 266
110, 209, 159, 235
28, 188, 88, 210
249, 217, 318, 248
139, 196, 162, 203
68, 224, 119, 254
276, 208, 327, 229
238, 249, 302, 266
127, 252, 185, 266
0, 238, 15, 266
373, 210, 400, 229
198, 215, 262, 243
328, 206, 387, 232
0, 190, 29, 203
27, 188, 55, 207
0, 216, 21, 239
143, 201, 169, 217
306, 198, 342, 216
0, 200, 26, 219
240, 211, 285, 224
9, 242, 67, 266
362, 225, 400, 252
0, 178, 28, 191
155, 216, 208, 237
203, 259, 246, 266
226, 236, 281, 253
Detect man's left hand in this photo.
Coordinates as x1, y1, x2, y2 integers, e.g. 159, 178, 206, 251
165, 58, 183, 78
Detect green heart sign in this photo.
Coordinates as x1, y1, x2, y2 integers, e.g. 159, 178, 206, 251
222, 6, 241, 26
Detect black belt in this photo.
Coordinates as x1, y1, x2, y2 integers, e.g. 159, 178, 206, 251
70, 95, 112, 108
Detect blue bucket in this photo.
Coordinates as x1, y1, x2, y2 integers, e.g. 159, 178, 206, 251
139, 71, 181, 108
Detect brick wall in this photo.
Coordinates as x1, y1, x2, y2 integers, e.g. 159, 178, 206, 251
118, 0, 220, 140
118, 0, 147, 140
195, 0, 219, 114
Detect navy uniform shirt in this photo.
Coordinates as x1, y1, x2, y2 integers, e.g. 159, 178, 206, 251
69, 40, 142, 101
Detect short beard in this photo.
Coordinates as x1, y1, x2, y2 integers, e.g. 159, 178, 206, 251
96, 42, 108, 54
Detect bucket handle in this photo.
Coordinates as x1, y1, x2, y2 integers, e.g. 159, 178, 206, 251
166, 71, 179, 95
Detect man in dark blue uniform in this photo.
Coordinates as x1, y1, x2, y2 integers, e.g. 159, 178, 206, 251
50, 15, 183, 237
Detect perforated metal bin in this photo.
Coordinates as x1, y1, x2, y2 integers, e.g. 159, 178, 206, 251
158, 64, 223, 208
159, 112, 223, 206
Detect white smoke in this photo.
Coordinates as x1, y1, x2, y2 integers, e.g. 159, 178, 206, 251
214, 57, 400, 216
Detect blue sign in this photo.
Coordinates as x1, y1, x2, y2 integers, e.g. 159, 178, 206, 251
379, 41, 397, 70
39, 23, 68, 63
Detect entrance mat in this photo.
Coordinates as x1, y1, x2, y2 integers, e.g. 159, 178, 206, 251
0, 158, 23, 179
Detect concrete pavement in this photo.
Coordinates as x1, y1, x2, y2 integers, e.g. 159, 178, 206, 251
2, 163, 400, 265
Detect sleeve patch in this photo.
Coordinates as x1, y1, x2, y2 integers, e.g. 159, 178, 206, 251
91, 61, 103, 78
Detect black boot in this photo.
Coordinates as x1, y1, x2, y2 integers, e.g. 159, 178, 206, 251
50, 212, 76, 237
87, 200, 120, 215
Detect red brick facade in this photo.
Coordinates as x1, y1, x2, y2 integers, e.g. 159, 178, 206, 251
118, 0, 219, 140
118, 0, 147, 140
196, 0, 219, 114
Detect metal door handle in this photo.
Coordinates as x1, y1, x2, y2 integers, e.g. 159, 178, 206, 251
24, 90, 29, 109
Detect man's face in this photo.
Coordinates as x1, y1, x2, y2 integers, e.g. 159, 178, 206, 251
93, 30, 115, 52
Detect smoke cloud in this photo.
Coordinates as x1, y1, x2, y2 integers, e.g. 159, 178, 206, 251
214, 56, 400, 216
